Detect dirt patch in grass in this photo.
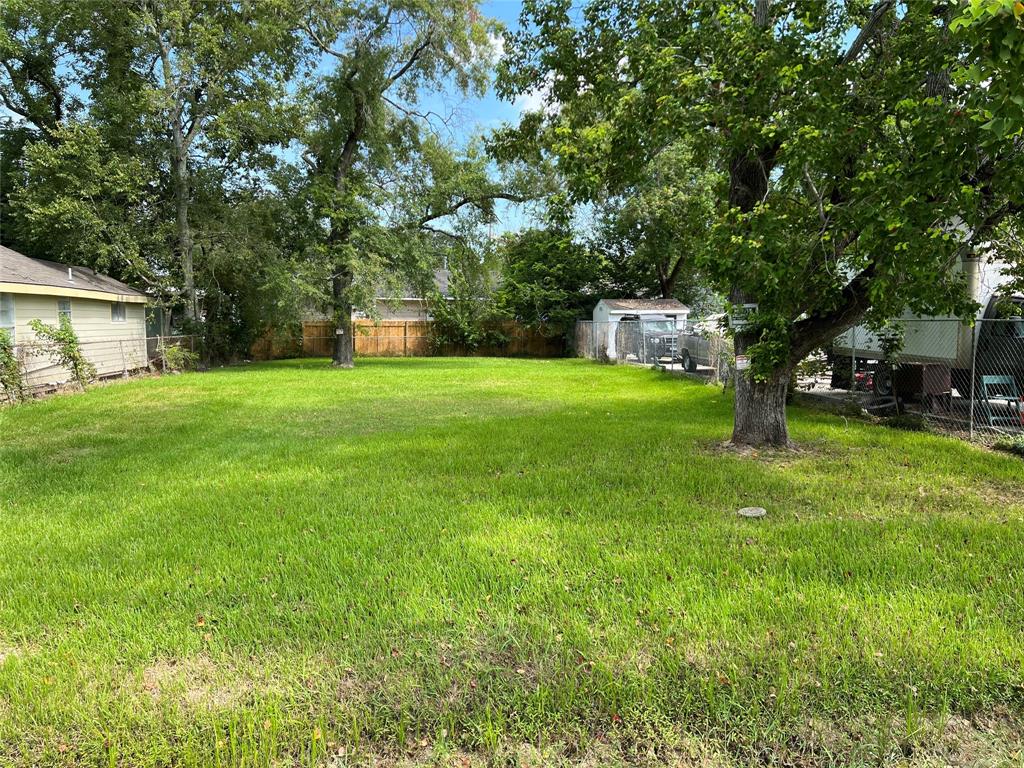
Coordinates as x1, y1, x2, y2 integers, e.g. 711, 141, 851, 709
0, 645, 22, 665
765, 709, 1024, 768
700, 438, 839, 465
971, 480, 1024, 512
324, 738, 732, 768
140, 656, 256, 710
319, 714, 1024, 767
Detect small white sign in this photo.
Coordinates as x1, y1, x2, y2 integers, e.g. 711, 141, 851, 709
729, 303, 759, 331
735, 355, 750, 370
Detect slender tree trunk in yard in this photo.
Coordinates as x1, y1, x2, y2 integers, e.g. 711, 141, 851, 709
172, 140, 196, 322
332, 267, 354, 367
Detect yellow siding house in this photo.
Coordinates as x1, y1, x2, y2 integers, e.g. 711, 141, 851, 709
0, 246, 148, 388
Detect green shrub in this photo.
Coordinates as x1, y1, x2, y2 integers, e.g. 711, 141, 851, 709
0, 329, 26, 403
28, 316, 96, 390
161, 342, 199, 372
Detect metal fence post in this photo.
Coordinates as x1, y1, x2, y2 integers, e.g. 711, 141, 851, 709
969, 320, 979, 441
851, 326, 857, 391
119, 340, 127, 378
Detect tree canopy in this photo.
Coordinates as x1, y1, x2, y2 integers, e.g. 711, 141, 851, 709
498, 0, 1024, 445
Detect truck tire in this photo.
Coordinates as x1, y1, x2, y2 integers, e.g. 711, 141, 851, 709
681, 349, 697, 373
873, 366, 893, 397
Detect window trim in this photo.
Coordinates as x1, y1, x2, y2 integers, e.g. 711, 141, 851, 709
57, 297, 72, 321
0, 292, 14, 339
111, 301, 127, 323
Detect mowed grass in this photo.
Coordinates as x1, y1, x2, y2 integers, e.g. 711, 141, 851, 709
1, 357, 1023, 767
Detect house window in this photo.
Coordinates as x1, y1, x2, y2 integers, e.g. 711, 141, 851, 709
111, 302, 127, 323
0, 293, 14, 338
57, 298, 72, 320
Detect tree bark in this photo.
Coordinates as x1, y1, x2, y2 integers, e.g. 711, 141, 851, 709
732, 366, 791, 447
147, 4, 198, 324
331, 265, 354, 367
657, 254, 685, 299
171, 126, 196, 322
727, 145, 787, 446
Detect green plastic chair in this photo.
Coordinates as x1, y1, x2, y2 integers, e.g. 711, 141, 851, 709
980, 375, 1022, 427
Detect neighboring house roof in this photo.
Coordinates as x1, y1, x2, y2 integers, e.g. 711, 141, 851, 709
600, 298, 690, 312
377, 268, 452, 300
0, 246, 147, 301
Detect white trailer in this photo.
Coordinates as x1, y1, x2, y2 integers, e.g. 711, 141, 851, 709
832, 256, 1024, 396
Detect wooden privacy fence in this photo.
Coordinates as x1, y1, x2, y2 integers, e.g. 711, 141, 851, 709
251, 320, 566, 360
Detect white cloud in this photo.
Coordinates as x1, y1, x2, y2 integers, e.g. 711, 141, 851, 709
514, 70, 558, 116
487, 32, 506, 64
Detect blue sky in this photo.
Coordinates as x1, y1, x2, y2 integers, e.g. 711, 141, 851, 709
423, 0, 531, 144
422, 0, 541, 234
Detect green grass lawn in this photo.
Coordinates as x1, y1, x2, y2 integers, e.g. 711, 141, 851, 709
1, 358, 1023, 767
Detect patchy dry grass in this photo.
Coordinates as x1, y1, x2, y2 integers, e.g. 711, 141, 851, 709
0, 357, 1023, 767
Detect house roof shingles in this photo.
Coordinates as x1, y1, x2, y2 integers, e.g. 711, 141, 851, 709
0, 246, 146, 298
601, 298, 689, 312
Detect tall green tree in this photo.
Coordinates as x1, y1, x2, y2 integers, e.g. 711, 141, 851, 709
9, 123, 159, 285
499, 0, 1024, 446
0, 0, 89, 238
298, 0, 525, 367
593, 141, 719, 300
496, 227, 603, 336
3, 0, 311, 359
134, 0, 303, 322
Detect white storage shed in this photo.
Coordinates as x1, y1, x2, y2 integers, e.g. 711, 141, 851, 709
592, 298, 690, 358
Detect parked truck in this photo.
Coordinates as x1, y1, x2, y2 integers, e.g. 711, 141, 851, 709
831, 256, 1024, 399
613, 315, 681, 364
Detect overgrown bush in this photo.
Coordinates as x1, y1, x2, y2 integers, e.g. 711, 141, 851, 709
28, 316, 96, 389
427, 253, 509, 353
428, 292, 509, 353
161, 342, 199, 372
0, 329, 26, 403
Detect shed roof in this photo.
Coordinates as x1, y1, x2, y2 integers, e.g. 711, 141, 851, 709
600, 298, 690, 312
0, 246, 147, 299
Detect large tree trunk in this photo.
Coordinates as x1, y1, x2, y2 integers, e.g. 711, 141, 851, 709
331, 265, 354, 367
171, 123, 196, 322
731, 366, 791, 447
727, 146, 790, 446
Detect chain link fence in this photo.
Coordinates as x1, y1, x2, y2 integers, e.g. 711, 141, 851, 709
827, 317, 1024, 441
574, 319, 734, 383
575, 315, 1024, 444
5, 334, 197, 400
